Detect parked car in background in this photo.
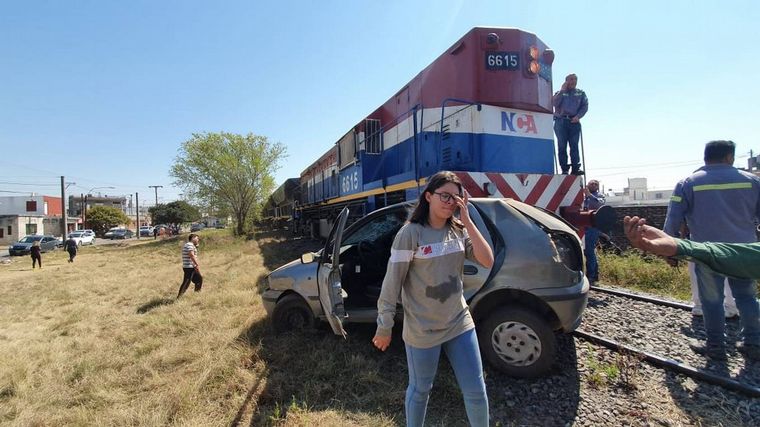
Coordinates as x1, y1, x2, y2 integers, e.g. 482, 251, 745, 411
68, 230, 95, 246
82, 230, 96, 243
190, 223, 205, 232
9, 235, 59, 255
139, 226, 154, 237
104, 227, 133, 239
104, 227, 121, 239
109, 229, 134, 239
263, 199, 589, 378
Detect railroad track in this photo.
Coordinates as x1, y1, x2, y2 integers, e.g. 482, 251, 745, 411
573, 285, 760, 398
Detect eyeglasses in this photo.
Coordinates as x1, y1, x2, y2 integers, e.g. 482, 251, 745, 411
432, 192, 461, 203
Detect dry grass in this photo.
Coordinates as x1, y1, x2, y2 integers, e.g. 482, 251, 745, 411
0, 230, 413, 426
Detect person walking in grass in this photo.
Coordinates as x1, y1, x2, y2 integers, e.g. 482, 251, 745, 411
177, 233, 203, 298
372, 171, 494, 427
64, 235, 78, 263
30, 240, 42, 269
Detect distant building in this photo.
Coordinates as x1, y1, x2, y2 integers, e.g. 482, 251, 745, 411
604, 178, 673, 206
0, 195, 76, 244
68, 194, 127, 218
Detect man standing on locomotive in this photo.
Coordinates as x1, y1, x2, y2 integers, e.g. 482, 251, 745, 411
553, 73, 588, 175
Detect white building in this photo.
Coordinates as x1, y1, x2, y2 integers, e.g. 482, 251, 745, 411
0, 195, 71, 245
604, 178, 673, 206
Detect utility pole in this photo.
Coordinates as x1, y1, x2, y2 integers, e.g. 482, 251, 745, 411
149, 185, 163, 206
60, 176, 68, 241
135, 192, 140, 239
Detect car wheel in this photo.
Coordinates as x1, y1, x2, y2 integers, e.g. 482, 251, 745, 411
272, 294, 315, 333
477, 306, 556, 378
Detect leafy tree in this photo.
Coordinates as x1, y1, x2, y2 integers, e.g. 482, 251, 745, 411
171, 132, 286, 235
149, 201, 200, 225
87, 206, 130, 236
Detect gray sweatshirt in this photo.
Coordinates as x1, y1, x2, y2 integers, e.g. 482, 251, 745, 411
375, 222, 477, 348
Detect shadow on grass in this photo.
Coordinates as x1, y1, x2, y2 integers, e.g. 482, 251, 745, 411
136, 297, 175, 314
232, 317, 582, 426
255, 231, 322, 272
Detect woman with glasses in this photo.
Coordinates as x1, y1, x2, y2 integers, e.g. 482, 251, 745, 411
372, 171, 494, 427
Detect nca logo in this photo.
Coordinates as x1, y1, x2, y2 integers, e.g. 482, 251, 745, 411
501, 112, 537, 134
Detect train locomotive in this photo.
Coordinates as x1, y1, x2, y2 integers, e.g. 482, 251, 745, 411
291, 27, 586, 237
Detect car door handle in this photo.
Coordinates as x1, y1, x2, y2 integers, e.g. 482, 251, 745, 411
463, 265, 478, 275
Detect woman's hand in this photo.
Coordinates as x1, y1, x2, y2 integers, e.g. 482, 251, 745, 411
372, 335, 391, 351
455, 190, 472, 225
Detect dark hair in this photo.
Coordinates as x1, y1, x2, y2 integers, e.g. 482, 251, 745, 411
408, 171, 464, 229
704, 140, 735, 163
188, 233, 198, 241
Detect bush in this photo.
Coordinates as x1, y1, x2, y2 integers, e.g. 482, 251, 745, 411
86, 206, 131, 237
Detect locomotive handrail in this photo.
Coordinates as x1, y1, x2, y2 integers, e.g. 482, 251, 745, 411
439, 98, 482, 135
357, 103, 422, 157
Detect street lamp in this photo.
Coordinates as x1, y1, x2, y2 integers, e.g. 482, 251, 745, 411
83, 186, 116, 230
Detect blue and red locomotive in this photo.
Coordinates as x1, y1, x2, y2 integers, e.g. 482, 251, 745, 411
293, 27, 585, 237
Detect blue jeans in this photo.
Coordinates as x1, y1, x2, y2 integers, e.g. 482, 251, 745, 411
694, 264, 760, 346
404, 328, 488, 427
553, 118, 581, 173
584, 227, 599, 282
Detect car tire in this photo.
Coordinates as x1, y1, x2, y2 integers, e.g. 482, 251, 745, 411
272, 294, 315, 334
477, 306, 556, 378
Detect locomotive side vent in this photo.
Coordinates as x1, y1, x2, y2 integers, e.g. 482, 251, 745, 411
365, 119, 382, 154
442, 147, 452, 164
441, 123, 451, 140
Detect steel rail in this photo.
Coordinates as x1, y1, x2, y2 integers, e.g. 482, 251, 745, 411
573, 329, 760, 398
590, 285, 692, 311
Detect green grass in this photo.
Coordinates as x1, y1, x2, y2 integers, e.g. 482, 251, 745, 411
599, 250, 692, 301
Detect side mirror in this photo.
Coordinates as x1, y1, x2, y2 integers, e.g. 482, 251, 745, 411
300, 252, 316, 264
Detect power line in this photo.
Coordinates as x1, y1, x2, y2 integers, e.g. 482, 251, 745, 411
0, 181, 59, 186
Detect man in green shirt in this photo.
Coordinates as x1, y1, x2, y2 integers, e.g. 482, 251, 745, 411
624, 215, 760, 280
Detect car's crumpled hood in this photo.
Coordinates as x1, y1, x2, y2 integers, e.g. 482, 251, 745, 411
503, 199, 577, 233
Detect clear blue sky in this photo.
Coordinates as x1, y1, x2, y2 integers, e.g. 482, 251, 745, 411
1, 0, 758, 204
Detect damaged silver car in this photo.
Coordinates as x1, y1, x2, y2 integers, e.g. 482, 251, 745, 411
262, 198, 589, 378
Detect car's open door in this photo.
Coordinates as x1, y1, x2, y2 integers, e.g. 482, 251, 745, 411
317, 207, 350, 338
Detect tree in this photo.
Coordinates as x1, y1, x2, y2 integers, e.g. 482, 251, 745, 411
87, 206, 130, 236
171, 132, 286, 235
149, 201, 200, 225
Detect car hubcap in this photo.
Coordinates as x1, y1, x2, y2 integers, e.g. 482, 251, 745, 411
491, 321, 541, 366
286, 309, 308, 329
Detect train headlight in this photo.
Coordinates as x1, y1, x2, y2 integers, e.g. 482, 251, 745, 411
529, 61, 541, 74
529, 46, 539, 60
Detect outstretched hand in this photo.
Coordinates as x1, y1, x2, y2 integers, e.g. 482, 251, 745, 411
623, 216, 678, 257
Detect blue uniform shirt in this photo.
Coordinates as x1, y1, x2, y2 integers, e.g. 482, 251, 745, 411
583, 190, 605, 211
663, 164, 760, 243
552, 88, 589, 119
